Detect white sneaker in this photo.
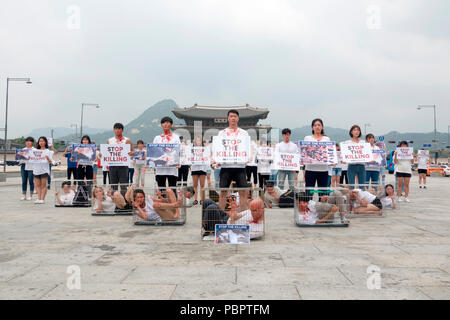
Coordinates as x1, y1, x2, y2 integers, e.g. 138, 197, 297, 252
398, 197, 404, 202
26, 196, 32, 201
34, 199, 41, 204
20, 196, 26, 201
405, 198, 410, 203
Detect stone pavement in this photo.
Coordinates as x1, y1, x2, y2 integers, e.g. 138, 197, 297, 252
0, 173, 449, 300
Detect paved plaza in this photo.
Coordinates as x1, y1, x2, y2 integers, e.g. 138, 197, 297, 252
0, 172, 449, 300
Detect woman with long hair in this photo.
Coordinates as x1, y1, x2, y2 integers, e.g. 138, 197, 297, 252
190, 136, 208, 205
32, 136, 52, 203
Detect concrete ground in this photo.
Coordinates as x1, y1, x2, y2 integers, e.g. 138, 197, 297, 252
0, 172, 449, 300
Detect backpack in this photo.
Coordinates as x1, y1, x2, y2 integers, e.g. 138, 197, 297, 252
278, 189, 295, 208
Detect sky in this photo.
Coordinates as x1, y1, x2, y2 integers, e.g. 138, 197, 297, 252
1, 0, 449, 138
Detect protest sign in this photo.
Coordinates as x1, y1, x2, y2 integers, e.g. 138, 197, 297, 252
15, 148, 31, 161
257, 147, 274, 160
100, 144, 130, 166
179, 145, 191, 166
147, 143, 180, 167
28, 149, 50, 164
47, 137, 53, 147
418, 150, 430, 158
215, 224, 250, 244
213, 135, 250, 164
71, 144, 96, 165
274, 152, 300, 171
132, 150, 146, 165
298, 141, 337, 165
340, 142, 373, 163
396, 147, 414, 160
189, 146, 211, 166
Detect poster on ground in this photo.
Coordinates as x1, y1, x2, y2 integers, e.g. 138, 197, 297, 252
212, 135, 250, 164
298, 141, 338, 165
147, 143, 180, 167
215, 224, 250, 244
100, 144, 130, 166
339, 142, 373, 163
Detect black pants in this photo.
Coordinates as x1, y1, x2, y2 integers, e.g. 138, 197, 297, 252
109, 166, 129, 194
103, 171, 110, 185
77, 165, 94, 181
177, 165, 190, 186
258, 174, 270, 189
67, 167, 77, 180
128, 168, 134, 184
305, 170, 329, 189
156, 175, 178, 188
219, 168, 248, 188
202, 199, 228, 232
340, 170, 348, 185
246, 166, 258, 185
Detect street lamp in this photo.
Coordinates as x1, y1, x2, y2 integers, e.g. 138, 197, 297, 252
70, 123, 78, 141
80, 103, 100, 138
3, 77, 32, 172
417, 105, 437, 159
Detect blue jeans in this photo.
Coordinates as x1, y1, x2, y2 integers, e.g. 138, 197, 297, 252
347, 164, 366, 189
214, 168, 221, 188
20, 164, 34, 194
366, 170, 380, 186
277, 170, 295, 190
270, 170, 278, 186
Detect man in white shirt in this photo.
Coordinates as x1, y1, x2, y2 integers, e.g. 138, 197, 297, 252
276, 128, 298, 190
152, 116, 181, 189
214, 110, 250, 211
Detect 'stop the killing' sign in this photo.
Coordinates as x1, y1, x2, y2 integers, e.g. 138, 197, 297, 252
213, 135, 250, 164
339, 142, 373, 163
100, 144, 130, 166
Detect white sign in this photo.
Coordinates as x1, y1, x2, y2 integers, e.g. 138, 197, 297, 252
189, 146, 211, 166
100, 144, 130, 166
213, 135, 250, 164
418, 150, 430, 158
257, 147, 273, 161
28, 149, 50, 164
47, 137, 53, 147
274, 152, 300, 171
340, 142, 373, 163
396, 147, 414, 160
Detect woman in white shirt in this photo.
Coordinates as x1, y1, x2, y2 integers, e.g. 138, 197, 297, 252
365, 134, 381, 186
417, 152, 430, 189
303, 119, 331, 190
394, 141, 414, 202
191, 136, 208, 205
19, 136, 35, 200
342, 125, 366, 189
32, 137, 53, 204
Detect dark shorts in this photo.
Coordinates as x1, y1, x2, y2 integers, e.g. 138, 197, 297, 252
219, 167, 248, 188
397, 172, 412, 178
418, 169, 427, 175
372, 198, 383, 210
34, 173, 49, 179
191, 170, 206, 176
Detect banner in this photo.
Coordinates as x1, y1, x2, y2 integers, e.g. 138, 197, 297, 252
132, 150, 146, 165
100, 144, 130, 166
298, 141, 337, 165
189, 146, 211, 166
28, 149, 50, 164
71, 144, 96, 165
340, 142, 373, 163
274, 152, 300, 171
418, 150, 430, 158
213, 135, 250, 164
15, 148, 31, 161
257, 147, 274, 160
215, 224, 250, 244
147, 143, 180, 167
396, 147, 414, 160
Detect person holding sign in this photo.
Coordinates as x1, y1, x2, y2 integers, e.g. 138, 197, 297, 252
213, 109, 250, 211
106, 123, 134, 192
152, 116, 181, 189
75, 135, 95, 184
342, 125, 367, 189
133, 140, 147, 188
365, 134, 381, 186
19, 137, 35, 201
256, 141, 272, 190
417, 150, 430, 189
31, 137, 53, 204
303, 119, 332, 190
276, 128, 299, 190
394, 141, 414, 202
190, 136, 208, 205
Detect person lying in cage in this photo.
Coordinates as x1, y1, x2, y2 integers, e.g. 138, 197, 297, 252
55, 181, 76, 206
295, 192, 343, 225
375, 184, 396, 209
92, 185, 133, 214
132, 188, 184, 222
228, 198, 264, 238
348, 188, 383, 215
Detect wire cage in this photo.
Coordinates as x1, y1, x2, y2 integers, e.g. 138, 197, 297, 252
91, 183, 135, 216
261, 179, 302, 209
294, 187, 350, 227
53, 180, 93, 207
201, 186, 265, 241
342, 184, 395, 218
132, 186, 187, 226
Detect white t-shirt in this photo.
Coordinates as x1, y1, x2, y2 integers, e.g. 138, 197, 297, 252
94, 197, 116, 213
217, 127, 250, 169
107, 136, 129, 145
59, 190, 75, 205
418, 156, 429, 170
303, 135, 331, 172
153, 133, 181, 176
137, 196, 162, 222
257, 159, 271, 175
297, 201, 319, 225
396, 159, 412, 174
227, 209, 264, 239
31, 149, 52, 176
352, 189, 376, 208
381, 196, 393, 209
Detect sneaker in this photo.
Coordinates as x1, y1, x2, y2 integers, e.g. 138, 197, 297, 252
404, 198, 410, 203
34, 199, 41, 204
20, 196, 26, 201
398, 197, 404, 202
26, 196, 32, 201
